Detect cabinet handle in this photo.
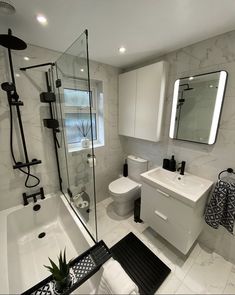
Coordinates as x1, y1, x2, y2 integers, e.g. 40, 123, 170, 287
154, 210, 168, 221
156, 188, 170, 198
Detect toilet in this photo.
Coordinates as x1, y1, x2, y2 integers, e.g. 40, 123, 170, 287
108, 155, 148, 216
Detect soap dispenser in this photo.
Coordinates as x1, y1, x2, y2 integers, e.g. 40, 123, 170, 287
169, 155, 176, 172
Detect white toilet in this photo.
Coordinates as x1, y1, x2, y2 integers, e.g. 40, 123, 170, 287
108, 155, 148, 216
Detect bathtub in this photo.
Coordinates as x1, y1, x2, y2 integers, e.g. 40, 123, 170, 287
0, 193, 101, 294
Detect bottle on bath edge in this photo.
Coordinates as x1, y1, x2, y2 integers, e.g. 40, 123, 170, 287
123, 159, 128, 177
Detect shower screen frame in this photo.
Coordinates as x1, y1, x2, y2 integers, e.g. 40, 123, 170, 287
52, 30, 98, 242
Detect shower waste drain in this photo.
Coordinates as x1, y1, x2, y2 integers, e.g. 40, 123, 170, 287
38, 232, 46, 239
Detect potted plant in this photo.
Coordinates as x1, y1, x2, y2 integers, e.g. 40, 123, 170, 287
44, 249, 73, 293
76, 120, 91, 148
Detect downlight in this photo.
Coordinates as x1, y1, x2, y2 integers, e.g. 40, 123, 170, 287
0, 1, 16, 15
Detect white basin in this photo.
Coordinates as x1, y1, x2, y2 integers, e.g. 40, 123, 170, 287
141, 167, 213, 206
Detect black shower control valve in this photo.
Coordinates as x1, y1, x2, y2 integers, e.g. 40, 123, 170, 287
43, 118, 59, 129
13, 159, 42, 169
40, 92, 56, 103
56, 79, 61, 88
10, 100, 23, 106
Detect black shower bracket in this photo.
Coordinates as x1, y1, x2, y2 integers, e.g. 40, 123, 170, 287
20, 62, 55, 71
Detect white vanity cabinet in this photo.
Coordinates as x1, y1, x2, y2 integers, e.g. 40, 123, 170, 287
141, 182, 208, 254
118, 61, 168, 141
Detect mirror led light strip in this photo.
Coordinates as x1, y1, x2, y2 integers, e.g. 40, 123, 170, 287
169, 79, 180, 138
208, 71, 227, 145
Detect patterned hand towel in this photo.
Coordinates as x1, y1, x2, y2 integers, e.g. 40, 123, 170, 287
205, 180, 235, 233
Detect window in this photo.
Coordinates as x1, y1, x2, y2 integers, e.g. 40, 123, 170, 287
63, 81, 104, 151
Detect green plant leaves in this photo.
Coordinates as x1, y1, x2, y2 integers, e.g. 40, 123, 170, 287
44, 248, 72, 282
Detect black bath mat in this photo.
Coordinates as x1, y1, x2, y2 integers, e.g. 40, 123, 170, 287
111, 232, 171, 294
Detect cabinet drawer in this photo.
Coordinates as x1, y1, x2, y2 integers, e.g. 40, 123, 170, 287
141, 201, 193, 254
141, 183, 201, 230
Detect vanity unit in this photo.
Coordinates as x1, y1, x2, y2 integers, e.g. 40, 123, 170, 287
118, 61, 168, 142
140, 167, 213, 254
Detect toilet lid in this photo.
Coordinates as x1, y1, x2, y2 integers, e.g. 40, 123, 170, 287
109, 177, 140, 195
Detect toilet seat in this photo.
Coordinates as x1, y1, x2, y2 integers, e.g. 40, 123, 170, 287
108, 177, 140, 196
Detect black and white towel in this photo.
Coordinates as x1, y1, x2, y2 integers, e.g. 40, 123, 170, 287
205, 180, 235, 234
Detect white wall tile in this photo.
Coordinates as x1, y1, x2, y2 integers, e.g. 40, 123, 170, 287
122, 30, 235, 263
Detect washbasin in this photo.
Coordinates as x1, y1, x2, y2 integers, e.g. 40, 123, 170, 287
141, 167, 213, 206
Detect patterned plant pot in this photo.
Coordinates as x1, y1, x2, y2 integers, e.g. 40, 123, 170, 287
53, 274, 72, 294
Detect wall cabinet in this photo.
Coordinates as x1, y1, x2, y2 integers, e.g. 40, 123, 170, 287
118, 61, 168, 142
141, 182, 207, 254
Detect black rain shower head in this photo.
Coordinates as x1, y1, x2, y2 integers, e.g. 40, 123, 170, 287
179, 83, 194, 91
0, 29, 27, 50
184, 87, 194, 91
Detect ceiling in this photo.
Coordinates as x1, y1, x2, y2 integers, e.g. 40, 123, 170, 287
1, 0, 235, 68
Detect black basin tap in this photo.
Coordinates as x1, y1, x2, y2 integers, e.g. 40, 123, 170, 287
177, 161, 186, 175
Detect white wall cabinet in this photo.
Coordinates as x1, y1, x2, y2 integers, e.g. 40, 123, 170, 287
118, 61, 167, 141
118, 70, 137, 137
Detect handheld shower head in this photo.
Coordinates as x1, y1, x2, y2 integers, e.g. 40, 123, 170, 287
1, 82, 15, 92
1, 82, 19, 101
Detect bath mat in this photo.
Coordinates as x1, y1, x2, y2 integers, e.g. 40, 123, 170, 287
111, 232, 171, 294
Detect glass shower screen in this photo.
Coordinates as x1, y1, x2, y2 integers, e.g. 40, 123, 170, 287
54, 30, 98, 241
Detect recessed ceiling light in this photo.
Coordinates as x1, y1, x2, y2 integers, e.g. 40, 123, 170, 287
24, 56, 29, 61
209, 84, 213, 88
36, 14, 47, 25
189, 76, 194, 80
80, 68, 84, 72
15, 73, 20, 77
119, 46, 126, 54
0, 1, 16, 15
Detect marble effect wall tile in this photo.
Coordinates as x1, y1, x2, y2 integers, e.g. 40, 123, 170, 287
0, 45, 123, 211
123, 30, 235, 263
67, 60, 123, 204
0, 46, 61, 210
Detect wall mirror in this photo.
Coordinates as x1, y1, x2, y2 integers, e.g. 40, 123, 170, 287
169, 71, 227, 145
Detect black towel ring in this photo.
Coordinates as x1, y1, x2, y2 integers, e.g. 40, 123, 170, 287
218, 168, 235, 179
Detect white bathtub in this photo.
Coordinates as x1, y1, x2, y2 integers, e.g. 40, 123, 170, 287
0, 193, 101, 294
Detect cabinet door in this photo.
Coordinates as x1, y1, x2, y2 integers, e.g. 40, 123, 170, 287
135, 62, 166, 141
118, 70, 137, 137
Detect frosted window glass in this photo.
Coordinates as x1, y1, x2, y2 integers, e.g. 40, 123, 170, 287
64, 88, 92, 107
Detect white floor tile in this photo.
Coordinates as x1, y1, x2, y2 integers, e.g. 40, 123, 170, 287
223, 266, 235, 294
183, 249, 232, 294
96, 197, 235, 295
156, 273, 182, 294
176, 282, 196, 294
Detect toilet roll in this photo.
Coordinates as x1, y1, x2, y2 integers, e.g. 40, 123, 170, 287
87, 157, 96, 168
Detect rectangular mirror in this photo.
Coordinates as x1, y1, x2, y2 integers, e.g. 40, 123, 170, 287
169, 71, 227, 145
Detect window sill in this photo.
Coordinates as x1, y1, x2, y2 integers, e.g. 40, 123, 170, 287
68, 142, 104, 153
